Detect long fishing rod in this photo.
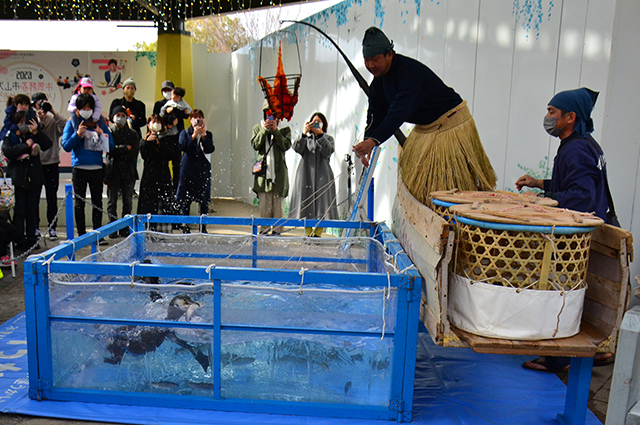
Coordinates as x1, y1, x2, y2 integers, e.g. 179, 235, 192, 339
281, 20, 406, 147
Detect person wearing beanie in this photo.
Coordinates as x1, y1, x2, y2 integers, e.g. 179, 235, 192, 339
109, 78, 146, 138
105, 105, 139, 238
352, 27, 496, 204
153, 80, 175, 116
33, 92, 67, 240
517, 87, 616, 373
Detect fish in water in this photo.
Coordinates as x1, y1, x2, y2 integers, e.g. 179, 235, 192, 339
187, 381, 214, 391
103, 295, 210, 371
151, 380, 180, 390
344, 381, 352, 396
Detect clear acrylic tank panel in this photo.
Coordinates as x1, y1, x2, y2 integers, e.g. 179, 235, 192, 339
25, 216, 420, 422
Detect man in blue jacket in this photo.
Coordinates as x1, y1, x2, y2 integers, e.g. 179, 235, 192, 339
516, 87, 615, 373
62, 94, 115, 238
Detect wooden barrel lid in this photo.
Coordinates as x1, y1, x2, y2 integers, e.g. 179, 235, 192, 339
449, 203, 604, 227
430, 190, 558, 207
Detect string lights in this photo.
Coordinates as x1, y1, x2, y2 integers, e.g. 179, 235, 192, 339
0, 0, 286, 22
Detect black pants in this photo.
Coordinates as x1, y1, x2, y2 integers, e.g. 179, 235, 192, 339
42, 163, 59, 230
180, 198, 209, 217
107, 179, 134, 236
72, 167, 104, 236
14, 185, 42, 247
0, 219, 18, 256
180, 198, 209, 232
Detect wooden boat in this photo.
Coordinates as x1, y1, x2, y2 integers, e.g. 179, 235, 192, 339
392, 177, 634, 357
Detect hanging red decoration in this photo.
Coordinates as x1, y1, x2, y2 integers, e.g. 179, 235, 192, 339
257, 40, 301, 122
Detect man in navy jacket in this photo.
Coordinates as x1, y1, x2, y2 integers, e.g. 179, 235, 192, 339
516, 87, 614, 373
516, 87, 611, 223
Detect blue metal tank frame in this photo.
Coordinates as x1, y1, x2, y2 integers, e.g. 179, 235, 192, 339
23, 187, 422, 422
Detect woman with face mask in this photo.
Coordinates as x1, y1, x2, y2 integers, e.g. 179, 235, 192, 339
288, 112, 338, 237
61, 94, 115, 240
175, 109, 215, 233
137, 114, 180, 220
105, 106, 140, 238
2, 106, 53, 250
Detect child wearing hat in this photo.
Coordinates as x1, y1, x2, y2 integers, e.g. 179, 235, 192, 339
67, 77, 103, 122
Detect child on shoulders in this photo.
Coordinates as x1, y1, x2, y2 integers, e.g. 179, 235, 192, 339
67, 77, 103, 122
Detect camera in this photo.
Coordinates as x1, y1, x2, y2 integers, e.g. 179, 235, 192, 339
37, 100, 52, 113
195, 118, 204, 127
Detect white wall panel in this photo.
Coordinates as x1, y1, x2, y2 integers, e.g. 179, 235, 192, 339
442, 0, 480, 106
600, 0, 640, 302
221, 0, 638, 295
502, 5, 563, 193
192, 44, 233, 198
471, 0, 515, 187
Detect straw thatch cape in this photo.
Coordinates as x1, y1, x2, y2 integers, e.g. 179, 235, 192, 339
398, 101, 496, 206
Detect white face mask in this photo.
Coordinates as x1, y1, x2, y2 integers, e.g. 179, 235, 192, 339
149, 122, 163, 132
79, 109, 93, 120
163, 91, 172, 100
114, 116, 127, 127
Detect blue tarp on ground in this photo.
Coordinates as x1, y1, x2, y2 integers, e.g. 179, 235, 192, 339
0, 312, 602, 424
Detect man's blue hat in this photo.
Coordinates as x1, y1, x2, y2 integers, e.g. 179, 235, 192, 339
548, 87, 599, 138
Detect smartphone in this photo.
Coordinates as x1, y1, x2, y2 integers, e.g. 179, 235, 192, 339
312, 122, 320, 129
195, 119, 204, 127
267, 114, 274, 121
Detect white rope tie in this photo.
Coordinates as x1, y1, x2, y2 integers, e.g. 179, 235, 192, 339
130, 261, 140, 288
43, 254, 55, 285
552, 290, 568, 338
87, 230, 101, 252
298, 267, 308, 295
60, 239, 76, 259
399, 264, 417, 274
381, 273, 391, 340
206, 263, 216, 280
146, 213, 152, 231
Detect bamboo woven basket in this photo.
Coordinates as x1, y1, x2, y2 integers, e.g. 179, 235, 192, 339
450, 203, 602, 290
445, 203, 604, 340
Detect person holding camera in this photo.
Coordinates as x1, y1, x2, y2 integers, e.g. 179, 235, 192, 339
2, 104, 52, 250
32, 92, 66, 240
62, 94, 115, 239
175, 109, 214, 233
137, 114, 180, 218
251, 100, 291, 236
288, 112, 338, 237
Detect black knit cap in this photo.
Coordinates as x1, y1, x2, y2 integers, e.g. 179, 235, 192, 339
362, 27, 394, 58
112, 105, 127, 117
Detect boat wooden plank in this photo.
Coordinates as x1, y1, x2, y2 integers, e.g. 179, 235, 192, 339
396, 177, 449, 255
588, 249, 622, 283
590, 241, 619, 259
585, 272, 624, 311
451, 325, 601, 357
591, 224, 634, 261
582, 310, 615, 340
